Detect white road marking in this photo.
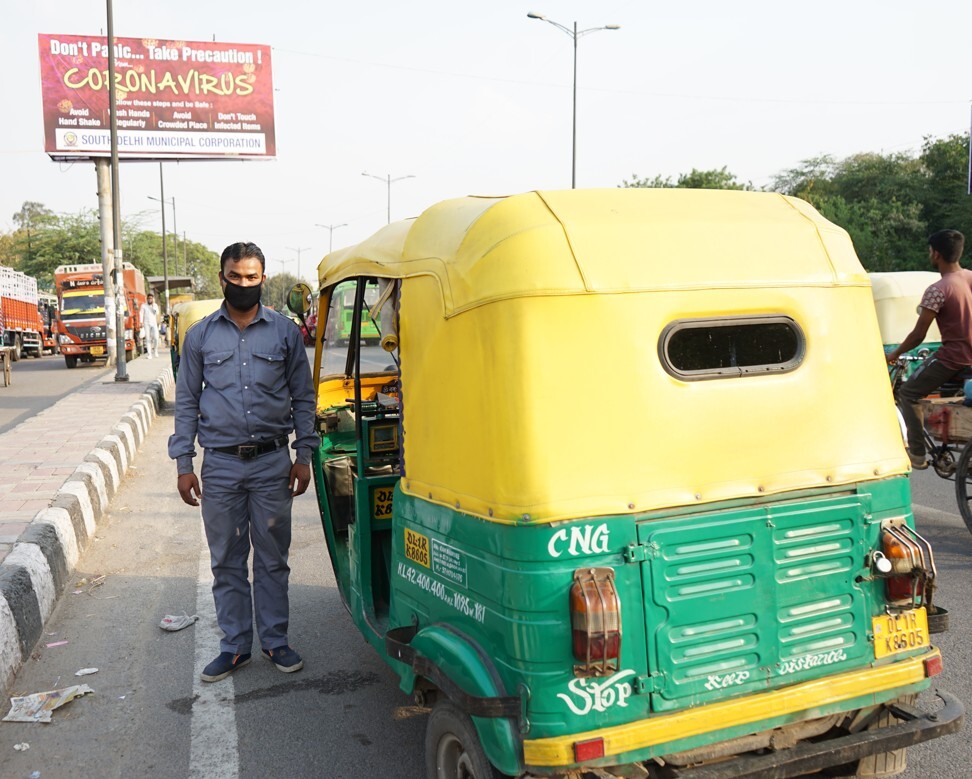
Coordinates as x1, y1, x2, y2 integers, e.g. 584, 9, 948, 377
189, 517, 240, 779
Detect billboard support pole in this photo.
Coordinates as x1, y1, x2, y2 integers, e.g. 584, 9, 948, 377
106, 0, 128, 381
94, 158, 118, 366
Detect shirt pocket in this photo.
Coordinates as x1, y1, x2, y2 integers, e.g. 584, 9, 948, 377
253, 350, 287, 394
203, 349, 236, 391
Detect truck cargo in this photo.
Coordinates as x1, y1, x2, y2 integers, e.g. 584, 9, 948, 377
0, 265, 47, 361
54, 263, 147, 368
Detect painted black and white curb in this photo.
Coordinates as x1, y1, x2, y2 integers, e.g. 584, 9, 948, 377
0, 368, 173, 691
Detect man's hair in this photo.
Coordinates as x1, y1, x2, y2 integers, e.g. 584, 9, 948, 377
220, 241, 266, 273
928, 230, 965, 264
147, 293, 154, 298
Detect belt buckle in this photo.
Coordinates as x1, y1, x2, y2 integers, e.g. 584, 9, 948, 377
238, 444, 259, 460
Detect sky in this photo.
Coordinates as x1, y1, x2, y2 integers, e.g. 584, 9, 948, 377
3, 1, 971, 284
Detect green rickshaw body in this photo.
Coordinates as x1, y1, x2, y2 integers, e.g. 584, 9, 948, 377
309, 190, 960, 778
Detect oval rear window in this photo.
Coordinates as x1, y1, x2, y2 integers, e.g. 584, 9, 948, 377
660, 316, 805, 380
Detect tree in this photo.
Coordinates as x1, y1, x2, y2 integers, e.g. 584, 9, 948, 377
770, 150, 933, 271
622, 166, 754, 190
9, 201, 55, 270
19, 210, 102, 284
263, 271, 301, 314
918, 134, 972, 240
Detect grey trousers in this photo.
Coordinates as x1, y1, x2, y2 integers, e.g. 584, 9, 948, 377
897, 356, 963, 455
201, 447, 293, 654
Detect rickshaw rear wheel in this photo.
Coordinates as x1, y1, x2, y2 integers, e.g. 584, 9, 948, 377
953, 440, 972, 534
425, 698, 504, 779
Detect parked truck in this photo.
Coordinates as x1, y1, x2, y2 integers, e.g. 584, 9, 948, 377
54, 263, 147, 368
0, 265, 48, 361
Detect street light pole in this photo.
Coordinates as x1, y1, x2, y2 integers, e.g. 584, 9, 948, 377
315, 223, 348, 253
362, 172, 415, 223
148, 193, 178, 275
527, 13, 620, 189
155, 165, 169, 313
286, 246, 311, 282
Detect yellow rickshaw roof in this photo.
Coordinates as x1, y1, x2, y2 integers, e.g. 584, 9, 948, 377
174, 298, 222, 350
868, 271, 941, 345
315, 189, 907, 523
318, 189, 870, 313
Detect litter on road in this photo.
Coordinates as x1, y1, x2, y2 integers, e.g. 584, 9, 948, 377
159, 614, 198, 632
74, 668, 98, 677
3, 684, 95, 723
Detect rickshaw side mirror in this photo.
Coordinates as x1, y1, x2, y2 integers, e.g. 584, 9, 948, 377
287, 283, 313, 317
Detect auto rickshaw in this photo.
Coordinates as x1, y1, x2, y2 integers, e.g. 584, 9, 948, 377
869, 271, 942, 381
292, 189, 962, 778
168, 298, 222, 377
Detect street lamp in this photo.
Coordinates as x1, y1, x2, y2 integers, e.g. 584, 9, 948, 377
527, 12, 620, 189
286, 246, 311, 282
148, 163, 170, 312
148, 193, 178, 274
362, 172, 415, 224
316, 222, 348, 253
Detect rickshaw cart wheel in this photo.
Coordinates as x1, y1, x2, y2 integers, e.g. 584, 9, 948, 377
953, 439, 972, 535
425, 699, 503, 779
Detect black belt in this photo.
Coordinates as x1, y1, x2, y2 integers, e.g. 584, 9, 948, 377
210, 436, 289, 460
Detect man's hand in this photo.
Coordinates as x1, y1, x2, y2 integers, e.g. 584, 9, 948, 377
289, 462, 311, 497
178, 473, 202, 506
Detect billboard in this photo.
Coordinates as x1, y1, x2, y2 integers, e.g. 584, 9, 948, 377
38, 34, 275, 161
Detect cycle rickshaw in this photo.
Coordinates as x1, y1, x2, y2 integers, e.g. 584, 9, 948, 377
873, 272, 972, 532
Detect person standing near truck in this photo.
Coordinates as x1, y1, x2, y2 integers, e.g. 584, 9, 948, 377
168, 241, 319, 682
139, 293, 160, 359
887, 229, 972, 469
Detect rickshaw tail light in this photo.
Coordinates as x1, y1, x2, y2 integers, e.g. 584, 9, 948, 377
879, 522, 937, 608
570, 567, 621, 676
924, 655, 943, 677
573, 737, 605, 763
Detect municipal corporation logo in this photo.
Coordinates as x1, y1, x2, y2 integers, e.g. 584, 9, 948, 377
63, 132, 78, 147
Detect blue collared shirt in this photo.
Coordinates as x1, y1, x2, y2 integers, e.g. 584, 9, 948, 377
168, 302, 319, 475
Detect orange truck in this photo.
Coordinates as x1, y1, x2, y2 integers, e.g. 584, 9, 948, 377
0, 265, 48, 361
54, 263, 147, 368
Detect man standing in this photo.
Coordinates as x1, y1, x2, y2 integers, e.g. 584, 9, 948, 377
140, 293, 160, 359
168, 242, 319, 682
887, 229, 972, 469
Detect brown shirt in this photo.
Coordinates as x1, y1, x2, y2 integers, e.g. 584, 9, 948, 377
920, 268, 972, 369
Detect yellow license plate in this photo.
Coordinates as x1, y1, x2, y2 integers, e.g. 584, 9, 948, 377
372, 486, 394, 521
90, 346, 104, 356
872, 608, 928, 659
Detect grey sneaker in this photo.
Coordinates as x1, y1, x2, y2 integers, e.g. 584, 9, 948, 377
262, 646, 304, 673
201, 651, 251, 682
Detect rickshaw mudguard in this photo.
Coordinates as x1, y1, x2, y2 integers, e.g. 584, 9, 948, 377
386, 624, 524, 776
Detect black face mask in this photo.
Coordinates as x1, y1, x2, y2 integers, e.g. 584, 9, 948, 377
222, 278, 263, 310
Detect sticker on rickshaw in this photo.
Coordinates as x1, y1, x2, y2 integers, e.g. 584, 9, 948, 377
396, 562, 486, 623
872, 608, 929, 659
547, 522, 610, 558
430, 539, 467, 588
404, 528, 430, 567
372, 487, 394, 520
557, 669, 636, 716
779, 648, 847, 675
